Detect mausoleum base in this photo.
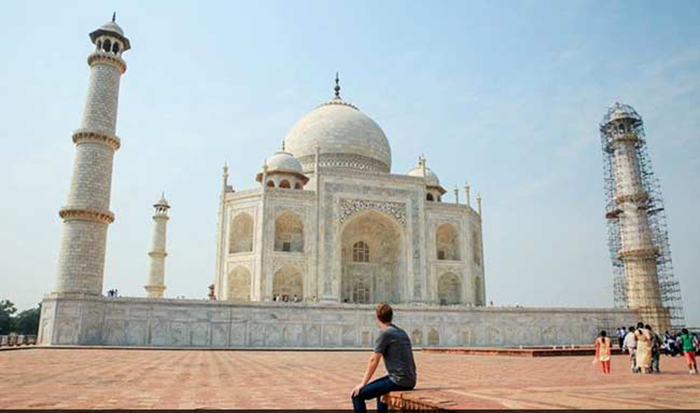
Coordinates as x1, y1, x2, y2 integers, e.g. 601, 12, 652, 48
38, 294, 638, 348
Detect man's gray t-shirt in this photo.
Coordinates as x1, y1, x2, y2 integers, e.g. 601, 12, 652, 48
374, 324, 417, 388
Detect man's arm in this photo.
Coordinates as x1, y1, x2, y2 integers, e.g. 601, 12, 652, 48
351, 352, 382, 397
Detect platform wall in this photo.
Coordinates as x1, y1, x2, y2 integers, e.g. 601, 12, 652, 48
38, 294, 638, 347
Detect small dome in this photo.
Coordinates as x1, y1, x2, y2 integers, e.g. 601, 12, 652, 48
407, 165, 441, 188
100, 20, 124, 36
602, 102, 642, 125
284, 97, 392, 173
89, 15, 131, 51
265, 150, 304, 174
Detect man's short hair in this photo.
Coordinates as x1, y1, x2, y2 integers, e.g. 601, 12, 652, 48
376, 303, 393, 324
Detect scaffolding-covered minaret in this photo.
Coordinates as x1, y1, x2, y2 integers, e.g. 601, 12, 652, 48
600, 103, 684, 332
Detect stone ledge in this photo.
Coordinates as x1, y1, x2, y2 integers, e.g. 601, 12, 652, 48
423, 346, 626, 357
382, 389, 505, 410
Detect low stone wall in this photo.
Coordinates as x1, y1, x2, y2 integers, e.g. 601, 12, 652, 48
0, 335, 37, 347
38, 294, 638, 347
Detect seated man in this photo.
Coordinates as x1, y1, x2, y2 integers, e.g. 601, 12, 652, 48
351, 303, 417, 413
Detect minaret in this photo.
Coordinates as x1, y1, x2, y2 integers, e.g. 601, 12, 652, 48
55, 15, 130, 295
145, 194, 170, 298
601, 103, 680, 331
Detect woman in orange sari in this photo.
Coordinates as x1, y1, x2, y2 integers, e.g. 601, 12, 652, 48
595, 330, 612, 374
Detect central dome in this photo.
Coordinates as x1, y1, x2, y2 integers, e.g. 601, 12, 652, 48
284, 97, 392, 173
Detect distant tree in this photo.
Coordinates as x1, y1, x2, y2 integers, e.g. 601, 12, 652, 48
0, 299, 17, 335
15, 303, 41, 335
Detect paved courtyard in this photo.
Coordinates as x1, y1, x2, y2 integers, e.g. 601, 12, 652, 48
1, 348, 699, 409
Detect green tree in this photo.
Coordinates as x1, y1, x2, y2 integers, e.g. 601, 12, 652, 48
15, 303, 41, 335
0, 299, 17, 335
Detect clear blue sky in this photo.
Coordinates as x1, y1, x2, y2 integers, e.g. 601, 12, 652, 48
1, 0, 698, 326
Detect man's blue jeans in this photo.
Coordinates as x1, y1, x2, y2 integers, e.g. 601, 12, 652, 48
351, 375, 413, 413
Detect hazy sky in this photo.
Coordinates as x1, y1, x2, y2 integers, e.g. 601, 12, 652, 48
1, 1, 698, 326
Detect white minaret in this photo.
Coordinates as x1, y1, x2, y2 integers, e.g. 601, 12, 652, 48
145, 194, 170, 298
55, 15, 130, 295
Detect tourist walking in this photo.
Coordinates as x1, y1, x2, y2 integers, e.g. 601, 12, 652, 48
648, 325, 662, 373
594, 331, 612, 374
679, 328, 698, 375
617, 326, 626, 349
635, 323, 653, 374
351, 303, 417, 413
622, 325, 638, 373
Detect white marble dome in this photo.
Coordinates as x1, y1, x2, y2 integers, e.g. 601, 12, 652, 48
264, 150, 304, 174
407, 165, 441, 187
283, 98, 392, 173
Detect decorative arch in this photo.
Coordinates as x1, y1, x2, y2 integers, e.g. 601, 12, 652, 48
279, 179, 291, 189
273, 265, 303, 301
341, 210, 405, 304
266, 180, 275, 188
411, 329, 423, 346
294, 182, 302, 189
229, 212, 254, 253
274, 211, 304, 252
426, 193, 434, 201
428, 328, 440, 346
436, 223, 460, 261
437, 272, 461, 305
227, 266, 251, 301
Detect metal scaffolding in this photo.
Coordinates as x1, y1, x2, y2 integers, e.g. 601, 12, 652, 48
600, 103, 685, 330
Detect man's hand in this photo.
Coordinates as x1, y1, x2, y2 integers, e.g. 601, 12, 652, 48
351, 383, 364, 397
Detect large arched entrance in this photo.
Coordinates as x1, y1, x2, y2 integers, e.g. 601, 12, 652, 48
340, 210, 404, 304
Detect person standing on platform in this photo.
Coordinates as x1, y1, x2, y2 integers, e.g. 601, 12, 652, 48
635, 323, 653, 374
623, 325, 638, 373
647, 324, 662, 373
594, 331, 612, 374
679, 328, 698, 375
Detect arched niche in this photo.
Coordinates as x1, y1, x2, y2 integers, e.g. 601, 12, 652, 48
227, 266, 251, 302
274, 211, 304, 252
436, 223, 460, 261
273, 265, 303, 301
437, 272, 461, 305
229, 212, 254, 253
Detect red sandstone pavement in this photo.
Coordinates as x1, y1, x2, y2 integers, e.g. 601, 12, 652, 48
0, 348, 699, 410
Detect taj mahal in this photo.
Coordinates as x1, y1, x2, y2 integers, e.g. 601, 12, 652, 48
213, 75, 486, 308
37, 17, 644, 348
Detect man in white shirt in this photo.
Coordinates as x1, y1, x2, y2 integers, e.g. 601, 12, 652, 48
622, 325, 638, 373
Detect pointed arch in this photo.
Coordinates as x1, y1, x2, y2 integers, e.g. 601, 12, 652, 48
436, 223, 460, 261
227, 266, 251, 301
274, 211, 304, 252
428, 328, 440, 346
438, 272, 461, 305
273, 265, 303, 301
229, 212, 254, 253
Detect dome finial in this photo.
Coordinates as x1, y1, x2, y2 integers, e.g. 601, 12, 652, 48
281, 140, 286, 151
112, 12, 116, 22
334, 72, 341, 99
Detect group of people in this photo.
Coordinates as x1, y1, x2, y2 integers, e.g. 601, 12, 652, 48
594, 323, 699, 375
272, 294, 301, 303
